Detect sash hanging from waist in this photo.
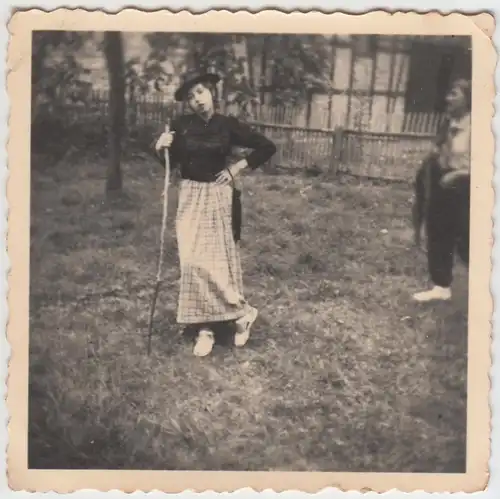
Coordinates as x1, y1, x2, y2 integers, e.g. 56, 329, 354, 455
226, 168, 242, 243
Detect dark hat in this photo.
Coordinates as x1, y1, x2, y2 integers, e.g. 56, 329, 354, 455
174, 69, 221, 102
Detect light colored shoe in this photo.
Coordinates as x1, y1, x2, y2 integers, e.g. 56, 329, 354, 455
413, 286, 452, 302
234, 307, 258, 347
193, 329, 214, 357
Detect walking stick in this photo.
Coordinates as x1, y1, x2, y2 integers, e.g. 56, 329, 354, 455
147, 124, 171, 355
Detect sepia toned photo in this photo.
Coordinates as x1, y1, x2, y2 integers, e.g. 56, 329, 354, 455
6, 8, 495, 495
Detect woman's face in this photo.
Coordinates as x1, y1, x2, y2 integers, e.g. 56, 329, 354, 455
445, 85, 467, 116
187, 83, 214, 116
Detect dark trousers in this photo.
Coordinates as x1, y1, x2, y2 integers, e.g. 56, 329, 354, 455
418, 157, 470, 287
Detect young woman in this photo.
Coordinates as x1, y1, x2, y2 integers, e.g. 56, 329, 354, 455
153, 69, 276, 356
412, 78, 471, 302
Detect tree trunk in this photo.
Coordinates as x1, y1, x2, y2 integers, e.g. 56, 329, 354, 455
327, 35, 336, 129
246, 40, 259, 120
231, 35, 253, 119
103, 31, 125, 195
260, 36, 269, 112
306, 90, 313, 128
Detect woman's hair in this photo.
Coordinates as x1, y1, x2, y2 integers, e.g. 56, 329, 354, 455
450, 78, 471, 112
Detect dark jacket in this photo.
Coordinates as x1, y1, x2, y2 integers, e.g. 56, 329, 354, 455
152, 112, 276, 182
412, 117, 451, 244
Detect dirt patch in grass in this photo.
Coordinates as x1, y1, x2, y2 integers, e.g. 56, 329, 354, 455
28, 156, 468, 472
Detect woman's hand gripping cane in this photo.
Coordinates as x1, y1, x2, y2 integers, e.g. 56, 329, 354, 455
147, 124, 174, 355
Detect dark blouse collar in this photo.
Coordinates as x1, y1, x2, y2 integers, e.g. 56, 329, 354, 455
188, 111, 221, 125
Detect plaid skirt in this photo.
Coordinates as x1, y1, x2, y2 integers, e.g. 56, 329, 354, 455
176, 179, 250, 324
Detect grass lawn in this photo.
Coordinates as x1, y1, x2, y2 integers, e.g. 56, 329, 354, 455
28, 153, 468, 472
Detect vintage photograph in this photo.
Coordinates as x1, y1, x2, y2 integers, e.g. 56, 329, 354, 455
28, 27, 473, 469
6, 9, 494, 495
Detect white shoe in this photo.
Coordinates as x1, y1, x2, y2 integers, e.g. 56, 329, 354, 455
413, 286, 452, 302
193, 329, 214, 357
234, 307, 258, 347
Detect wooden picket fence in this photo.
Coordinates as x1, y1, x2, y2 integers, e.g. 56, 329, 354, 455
248, 122, 342, 172
249, 122, 436, 181
339, 129, 436, 181
50, 89, 440, 182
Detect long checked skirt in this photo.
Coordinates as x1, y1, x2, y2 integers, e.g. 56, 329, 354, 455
176, 179, 249, 324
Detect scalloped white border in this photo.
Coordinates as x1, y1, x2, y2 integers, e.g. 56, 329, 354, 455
1, 2, 498, 498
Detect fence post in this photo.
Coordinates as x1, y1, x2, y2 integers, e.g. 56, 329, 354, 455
330, 126, 344, 174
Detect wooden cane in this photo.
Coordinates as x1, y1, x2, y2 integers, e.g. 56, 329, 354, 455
147, 124, 171, 355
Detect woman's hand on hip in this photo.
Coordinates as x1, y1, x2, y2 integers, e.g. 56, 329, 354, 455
155, 131, 175, 151
215, 160, 248, 186
440, 169, 469, 188
215, 170, 234, 186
